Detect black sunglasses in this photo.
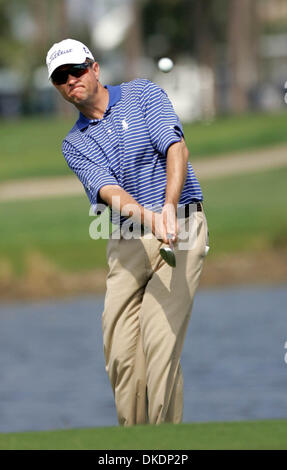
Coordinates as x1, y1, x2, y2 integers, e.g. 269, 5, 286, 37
51, 62, 93, 85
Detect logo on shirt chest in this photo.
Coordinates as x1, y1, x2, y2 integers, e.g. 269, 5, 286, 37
121, 119, 129, 131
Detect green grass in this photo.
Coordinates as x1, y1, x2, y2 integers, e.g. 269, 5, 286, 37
1, 111, 287, 182
184, 111, 287, 158
201, 166, 287, 254
1, 167, 287, 276
0, 194, 108, 276
0, 419, 286, 450
0, 116, 75, 182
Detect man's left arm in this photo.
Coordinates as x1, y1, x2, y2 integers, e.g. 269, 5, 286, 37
161, 138, 189, 243
139, 81, 189, 243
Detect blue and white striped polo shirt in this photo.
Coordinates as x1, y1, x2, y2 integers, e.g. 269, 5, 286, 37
62, 79, 203, 220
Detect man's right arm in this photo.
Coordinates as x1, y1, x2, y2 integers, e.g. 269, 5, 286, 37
99, 185, 165, 240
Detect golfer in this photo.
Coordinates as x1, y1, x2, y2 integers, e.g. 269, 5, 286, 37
46, 39, 209, 426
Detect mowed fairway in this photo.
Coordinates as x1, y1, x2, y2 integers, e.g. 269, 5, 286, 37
1, 167, 287, 276
0, 420, 286, 450
0, 194, 106, 275
200, 166, 287, 254
1, 111, 287, 182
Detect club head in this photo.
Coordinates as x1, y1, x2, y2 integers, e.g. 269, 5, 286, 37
160, 245, 176, 267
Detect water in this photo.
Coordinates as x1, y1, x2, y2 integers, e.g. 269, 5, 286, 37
0, 285, 286, 432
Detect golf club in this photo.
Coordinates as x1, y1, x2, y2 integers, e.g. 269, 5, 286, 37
160, 233, 176, 267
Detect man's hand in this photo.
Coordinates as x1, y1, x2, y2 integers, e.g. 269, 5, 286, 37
149, 204, 178, 244
162, 203, 178, 244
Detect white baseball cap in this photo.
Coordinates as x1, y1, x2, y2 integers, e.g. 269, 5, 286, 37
46, 38, 94, 79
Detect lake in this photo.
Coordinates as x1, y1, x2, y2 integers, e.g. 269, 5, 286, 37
0, 284, 286, 432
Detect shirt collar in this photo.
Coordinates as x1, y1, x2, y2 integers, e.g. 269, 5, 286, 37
77, 84, 122, 131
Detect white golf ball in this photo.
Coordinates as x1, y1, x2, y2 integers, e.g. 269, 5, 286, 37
158, 57, 174, 73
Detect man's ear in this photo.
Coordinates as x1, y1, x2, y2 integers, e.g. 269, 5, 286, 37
92, 61, 100, 79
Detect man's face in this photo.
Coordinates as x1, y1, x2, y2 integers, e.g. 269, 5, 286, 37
52, 62, 100, 106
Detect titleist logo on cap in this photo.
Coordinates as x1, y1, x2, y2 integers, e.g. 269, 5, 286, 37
46, 40, 94, 78
49, 48, 73, 64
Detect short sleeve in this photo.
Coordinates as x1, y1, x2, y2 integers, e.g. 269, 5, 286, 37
62, 140, 119, 213
139, 81, 184, 156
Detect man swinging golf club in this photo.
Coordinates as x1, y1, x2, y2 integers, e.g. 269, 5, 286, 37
46, 38, 209, 426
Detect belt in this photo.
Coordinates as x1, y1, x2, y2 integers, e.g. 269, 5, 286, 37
181, 202, 203, 218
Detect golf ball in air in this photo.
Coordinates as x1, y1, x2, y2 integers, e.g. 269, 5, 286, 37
158, 57, 174, 73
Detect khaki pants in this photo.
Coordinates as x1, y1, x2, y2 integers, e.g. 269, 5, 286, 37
102, 207, 208, 426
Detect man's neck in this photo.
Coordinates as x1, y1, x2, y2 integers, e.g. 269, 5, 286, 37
76, 83, 109, 121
